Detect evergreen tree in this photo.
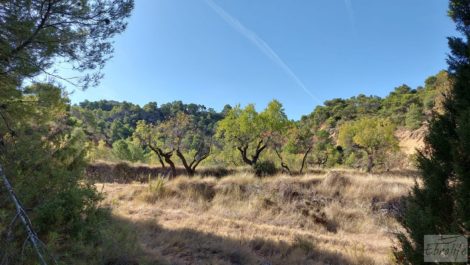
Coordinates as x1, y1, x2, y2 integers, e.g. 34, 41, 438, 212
395, 1, 470, 263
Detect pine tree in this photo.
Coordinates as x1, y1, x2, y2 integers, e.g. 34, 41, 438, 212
395, 1, 470, 264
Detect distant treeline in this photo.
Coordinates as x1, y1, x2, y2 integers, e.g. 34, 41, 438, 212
72, 71, 449, 173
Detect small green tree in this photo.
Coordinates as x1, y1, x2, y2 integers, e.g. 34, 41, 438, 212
338, 117, 398, 172
216, 104, 265, 167
310, 130, 337, 168
283, 120, 314, 174
260, 100, 292, 174
216, 100, 290, 168
161, 113, 212, 176
133, 120, 175, 176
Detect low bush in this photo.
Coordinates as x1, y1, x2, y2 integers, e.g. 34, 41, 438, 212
254, 160, 278, 177
145, 176, 167, 203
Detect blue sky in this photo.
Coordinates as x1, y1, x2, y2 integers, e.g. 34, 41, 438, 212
68, 0, 457, 119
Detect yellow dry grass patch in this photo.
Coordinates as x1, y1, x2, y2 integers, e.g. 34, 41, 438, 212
99, 170, 415, 265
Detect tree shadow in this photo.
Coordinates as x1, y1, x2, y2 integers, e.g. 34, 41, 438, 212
108, 215, 369, 265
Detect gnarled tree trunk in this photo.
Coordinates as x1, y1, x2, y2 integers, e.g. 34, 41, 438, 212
299, 146, 312, 174
274, 149, 291, 175
237, 140, 267, 167
176, 149, 210, 176
149, 145, 176, 177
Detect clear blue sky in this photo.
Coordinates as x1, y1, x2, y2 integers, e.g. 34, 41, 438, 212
68, 0, 457, 119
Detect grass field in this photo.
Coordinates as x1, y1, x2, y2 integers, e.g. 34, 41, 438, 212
99, 170, 417, 265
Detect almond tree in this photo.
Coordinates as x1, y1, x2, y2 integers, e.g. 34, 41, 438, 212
161, 113, 212, 176
216, 100, 290, 168
338, 117, 398, 172
216, 104, 266, 166
134, 120, 176, 176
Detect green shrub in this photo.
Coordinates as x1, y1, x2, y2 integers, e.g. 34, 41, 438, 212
254, 160, 278, 177
405, 103, 423, 130
144, 175, 168, 203
112, 139, 146, 162
199, 166, 232, 177
148, 176, 167, 199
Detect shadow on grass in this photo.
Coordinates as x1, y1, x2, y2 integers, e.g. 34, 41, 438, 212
108, 215, 373, 265
86, 162, 238, 183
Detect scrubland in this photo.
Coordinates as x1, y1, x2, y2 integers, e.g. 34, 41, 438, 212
99, 169, 417, 265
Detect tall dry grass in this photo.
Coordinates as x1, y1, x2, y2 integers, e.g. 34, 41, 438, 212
100, 170, 415, 264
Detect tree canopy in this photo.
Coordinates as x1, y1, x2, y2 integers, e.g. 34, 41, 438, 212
338, 117, 398, 172
0, 0, 134, 88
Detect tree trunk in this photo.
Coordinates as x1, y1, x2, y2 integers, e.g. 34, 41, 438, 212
176, 149, 194, 176
155, 148, 176, 178
299, 147, 312, 174
366, 153, 374, 173
237, 141, 267, 167
251, 140, 267, 166
163, 155, 176, 178
190, 152, 210, 174
237, 145, 253, 166
176, 149, 210, 176
156, 151, 166, 168
251, 145, 267, 166
148, 145, 167, 169
274, 149, 291, 175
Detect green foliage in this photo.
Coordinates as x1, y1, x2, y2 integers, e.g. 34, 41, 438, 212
304, 76, 450, 131
133, 112, 213, 175
70, 71, 450, 170
380, 85, 420, 125
73, 100, 224, 148
338, 117, 398, 172
87, 140, 113, 161
112, 138, 145, 162
217, 104, 261, 150
405, 103, 423, 130
0, 83, 109, 263
216, 100, 291, 167
146, 176, 167, 202
395, 1, 470, 263
0, 0, 134, 89
344, 152, 358, 167
310, 130, 338, 168
0, 0, 136, 263
254, 160, 278, 177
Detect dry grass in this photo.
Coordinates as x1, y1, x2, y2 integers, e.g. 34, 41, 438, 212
99, 170, 416, 265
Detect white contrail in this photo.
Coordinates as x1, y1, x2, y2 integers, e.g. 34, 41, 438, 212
204, 0, 321, 104
344, 0, 356, 34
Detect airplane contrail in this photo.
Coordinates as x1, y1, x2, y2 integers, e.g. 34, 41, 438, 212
204, 0, 322, 104
344, 0, 356, 34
